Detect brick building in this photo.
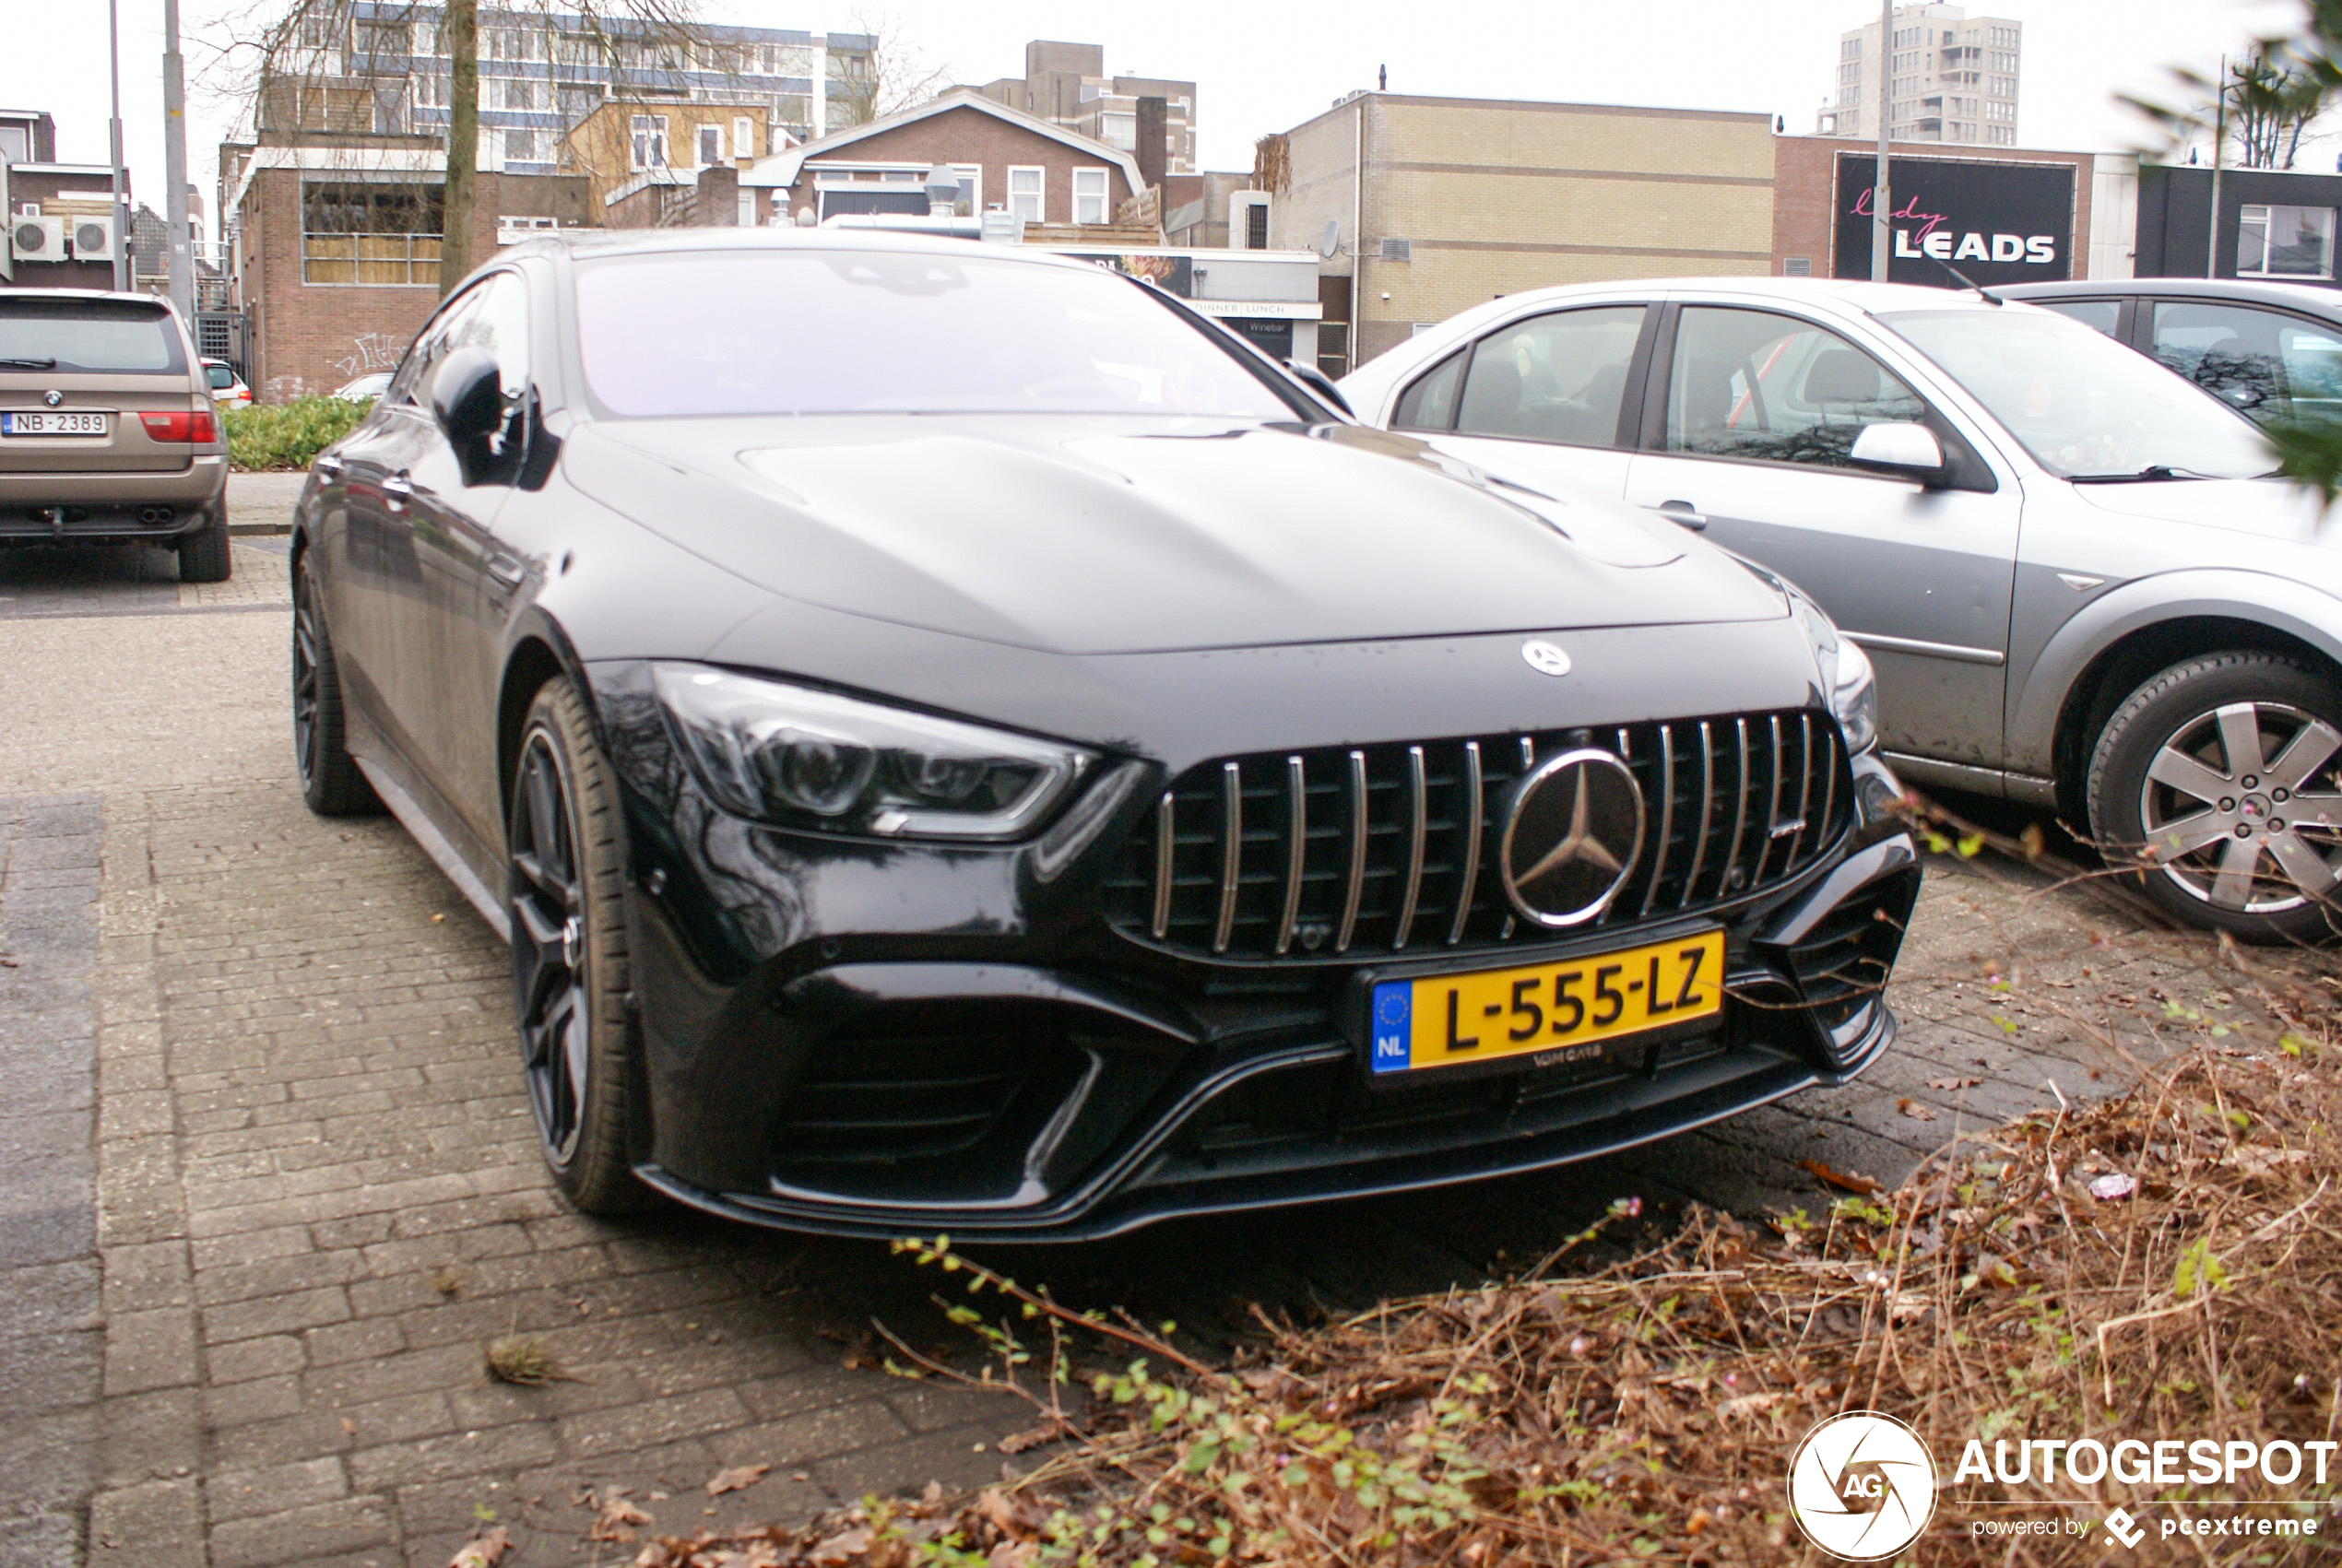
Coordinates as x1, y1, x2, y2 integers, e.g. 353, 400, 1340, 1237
2, 160, 122, 289
743, 91, 1143, 232
222, 138, 588, 400
1270, 92, 1777, 371
560, 98, 772, 218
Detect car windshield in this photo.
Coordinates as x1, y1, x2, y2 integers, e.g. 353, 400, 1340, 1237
0, 299, 186, 374
1879, 305, 2274, 480
574, 247, 1302, 419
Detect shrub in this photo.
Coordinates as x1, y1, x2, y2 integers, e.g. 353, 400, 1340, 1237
223, 395, 369, 471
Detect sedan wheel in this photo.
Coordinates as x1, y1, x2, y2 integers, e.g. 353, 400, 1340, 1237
508, 677, 652, 1210
2088, 652, 2342, 942
291, 560, 378, 816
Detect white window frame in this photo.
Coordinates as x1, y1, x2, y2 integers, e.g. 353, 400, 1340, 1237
695, 124, 724, 169
732, 117, 754, 159
1071, 166, 1110, 225
1007, 165, 1045, 223
631, 113, 668, 171
2237, 204, 2338, 280
949, 163, 982, 214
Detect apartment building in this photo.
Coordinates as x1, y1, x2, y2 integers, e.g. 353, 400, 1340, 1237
256, 2, 873, 174
1816, 4, 2020, 147
975, 41, 1196, 176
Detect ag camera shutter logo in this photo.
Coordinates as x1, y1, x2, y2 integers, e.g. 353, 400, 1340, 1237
1787, 1410, 1938, 1560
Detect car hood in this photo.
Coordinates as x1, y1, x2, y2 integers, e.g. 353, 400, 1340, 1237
2070, 475, 2336, 543
561, 415, 1785, 656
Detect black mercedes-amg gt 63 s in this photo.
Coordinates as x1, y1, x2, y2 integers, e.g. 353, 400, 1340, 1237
290, 230, 1919, 1239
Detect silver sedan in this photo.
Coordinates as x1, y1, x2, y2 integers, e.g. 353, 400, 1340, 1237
1342, 278, 2340, 941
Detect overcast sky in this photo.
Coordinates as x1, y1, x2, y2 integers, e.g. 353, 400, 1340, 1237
1, 0, 2313, 242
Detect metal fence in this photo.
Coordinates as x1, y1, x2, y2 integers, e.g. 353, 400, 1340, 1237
194, 311, 252, 381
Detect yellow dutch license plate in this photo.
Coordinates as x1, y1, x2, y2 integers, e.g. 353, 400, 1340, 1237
1367, 929, 1723, 1077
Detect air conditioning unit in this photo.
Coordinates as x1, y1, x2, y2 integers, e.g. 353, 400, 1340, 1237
68, 213, 115, 262
10, 214, 65, 264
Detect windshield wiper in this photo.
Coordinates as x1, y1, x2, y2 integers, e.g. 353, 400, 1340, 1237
0, 357, 58, 370
2069, 465, 2233, 484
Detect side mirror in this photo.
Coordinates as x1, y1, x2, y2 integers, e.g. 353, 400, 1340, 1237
1284, 358, 1354, 419
430, 345, 511, 486
1850, 420, 1946, 480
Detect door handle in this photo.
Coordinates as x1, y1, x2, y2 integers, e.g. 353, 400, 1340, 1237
380, 472, 413, 513
1649, 500, 1708, 532
487, 553, 526, 589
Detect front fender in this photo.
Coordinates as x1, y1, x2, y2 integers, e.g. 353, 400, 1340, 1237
2007, 567, 2342, 774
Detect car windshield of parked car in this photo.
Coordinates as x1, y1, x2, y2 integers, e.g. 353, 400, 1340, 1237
1879, 305, 2272, 480
574, 248, 1301, 419
0, 299, 186, 374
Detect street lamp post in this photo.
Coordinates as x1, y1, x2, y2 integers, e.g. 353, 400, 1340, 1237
1872, 0, 1892, 282
164, 0, 195, 319
108, 0, 130, 291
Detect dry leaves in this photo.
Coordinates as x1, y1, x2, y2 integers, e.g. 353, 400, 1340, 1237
1927, 1076, 1983, 1091
445, 1527, 510, 1568
1895, 1097, 1938, 1121
589, 1496, 654, 1542
706, 1463, 771, 1497
1796, 1155, 1880, 1193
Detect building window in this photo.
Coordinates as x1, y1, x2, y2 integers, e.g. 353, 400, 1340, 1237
733, 116, 754, 159
696, 124, 724, 167
950, 163, 982, 214
631, 113, 668, 171
2238, 205, 2337, 278
301, 181, 443, 287
1248, 203, 1270, 250
1100, 112, 1136, 150
1007, 166, 1044, 222
1071, 167, 1109, 225
504, 127, 538, 162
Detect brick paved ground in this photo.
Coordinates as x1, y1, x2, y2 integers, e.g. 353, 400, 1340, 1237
0, 540, 2318, 1567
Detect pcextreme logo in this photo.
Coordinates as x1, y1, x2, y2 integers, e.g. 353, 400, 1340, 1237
1787, 1411, 1939, 1561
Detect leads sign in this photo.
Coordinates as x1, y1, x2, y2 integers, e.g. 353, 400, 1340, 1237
1832, 153, 2076, 287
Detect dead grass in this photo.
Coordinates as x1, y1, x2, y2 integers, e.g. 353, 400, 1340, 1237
482, 1333, 562, 1388
610, 964, 2342, 1567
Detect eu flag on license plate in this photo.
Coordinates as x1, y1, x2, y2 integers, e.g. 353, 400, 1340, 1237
1370, 982, 1412, 1075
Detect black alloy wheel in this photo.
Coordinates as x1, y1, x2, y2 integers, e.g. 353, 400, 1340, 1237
508, 676, 649, 1211
291, 559, 378, 816
2088, 651, 2342, 944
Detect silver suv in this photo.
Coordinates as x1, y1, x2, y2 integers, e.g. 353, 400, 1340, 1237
1342, 278, 2340, 941
0, 289, 231, 580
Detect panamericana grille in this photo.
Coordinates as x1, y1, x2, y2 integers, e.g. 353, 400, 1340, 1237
1106, 710, 1851, 961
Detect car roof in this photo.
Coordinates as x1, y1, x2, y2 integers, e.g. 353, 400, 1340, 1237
495, 224, 1120, 281
0, 287, 178, 307
1997, 277, 2342, 316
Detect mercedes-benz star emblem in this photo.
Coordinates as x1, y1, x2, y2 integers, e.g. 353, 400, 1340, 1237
43, 390, 64, 407
1499, 749, 1644, 926
1520, 639, 1572, 677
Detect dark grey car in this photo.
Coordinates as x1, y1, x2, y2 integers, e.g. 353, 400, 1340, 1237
1997, 277, 2342, 429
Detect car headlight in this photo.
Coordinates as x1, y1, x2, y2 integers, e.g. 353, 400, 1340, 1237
653, 664, 1094, 839
1734, 559, 1878, 755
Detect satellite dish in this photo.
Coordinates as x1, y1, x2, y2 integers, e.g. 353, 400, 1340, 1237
1317, 218, 1340, 259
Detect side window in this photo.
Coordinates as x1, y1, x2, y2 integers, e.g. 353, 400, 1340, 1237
441, 269, 531, 401
1664, 307, 1927, 470
1453, 307, 1645, 447
1391, 349, 1465, 431
2035, 298, 2120, 337
2149, 301, 2339, 424
385, 292, 475, 407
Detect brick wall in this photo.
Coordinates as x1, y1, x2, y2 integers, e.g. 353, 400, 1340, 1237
239, 165, 589, 401
1772, 136, 2094, 280
776, 105, 1134, 225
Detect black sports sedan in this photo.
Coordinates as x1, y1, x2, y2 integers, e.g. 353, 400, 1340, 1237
290, 230, 1920, 1239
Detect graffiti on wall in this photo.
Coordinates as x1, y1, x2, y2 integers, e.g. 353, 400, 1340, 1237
330, 332, 408, 382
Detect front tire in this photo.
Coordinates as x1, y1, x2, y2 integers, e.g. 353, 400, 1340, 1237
508, 676, 653, 1212
2087, 651, 2342, 943
176, 501, 231, 583
292, 559, 380, 816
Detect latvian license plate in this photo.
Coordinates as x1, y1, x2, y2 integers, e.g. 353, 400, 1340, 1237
1369, 928, 1724, 1076
1, 411, 108, 436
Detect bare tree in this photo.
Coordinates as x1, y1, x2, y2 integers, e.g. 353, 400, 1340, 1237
216, 0, 718, 296
833, 8, 952, 129
2226, 49, 2324, 170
